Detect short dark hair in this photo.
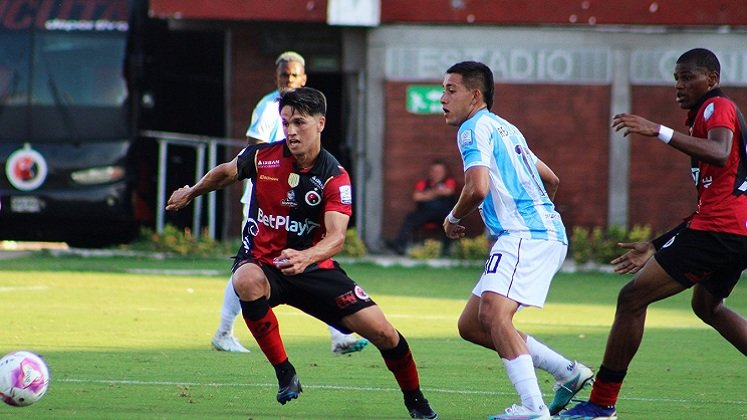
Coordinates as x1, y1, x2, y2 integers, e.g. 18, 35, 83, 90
278, 87, 327, 117
446, 61, 494, 110
677, 48, 720, 75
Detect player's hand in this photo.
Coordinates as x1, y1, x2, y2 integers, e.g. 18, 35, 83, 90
610, 241, 655, 275
611, 113, 660, 138
275, 248, 311, 276
443, 218, 466, 239
166, 185, 193, 211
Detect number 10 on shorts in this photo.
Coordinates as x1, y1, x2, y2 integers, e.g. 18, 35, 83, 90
485, 253, 502, 274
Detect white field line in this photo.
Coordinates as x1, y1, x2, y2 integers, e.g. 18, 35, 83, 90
0, 285, 48, 292
59, 378, 746, 405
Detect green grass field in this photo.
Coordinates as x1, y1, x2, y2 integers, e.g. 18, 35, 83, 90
1, 253, 745, 419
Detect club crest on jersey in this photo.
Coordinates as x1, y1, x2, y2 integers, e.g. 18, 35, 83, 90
288, 173, 300, 188
281, 190, 298, 207
703, 102, 714, 121
460, 129, 474, 147
305, 190, 321, 206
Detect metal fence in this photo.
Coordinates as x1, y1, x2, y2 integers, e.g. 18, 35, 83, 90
140, 130, 246, 240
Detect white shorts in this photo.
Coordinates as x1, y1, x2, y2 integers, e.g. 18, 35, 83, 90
472, 235, 567, 308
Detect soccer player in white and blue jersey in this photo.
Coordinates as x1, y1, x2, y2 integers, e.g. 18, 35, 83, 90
441, 61, 592, 420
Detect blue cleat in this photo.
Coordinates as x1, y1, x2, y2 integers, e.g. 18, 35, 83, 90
276, 373, 302, 404
559, 401, 617, 419
548, 361, 594, 415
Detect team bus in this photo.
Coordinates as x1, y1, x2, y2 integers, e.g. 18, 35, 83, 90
0, 0, 142, 246
0, 0, 229, 247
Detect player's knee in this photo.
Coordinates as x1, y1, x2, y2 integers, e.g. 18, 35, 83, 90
616, 281, 648, 314
457, 319, 477, 342
232, 269, 268, 300
366, 323, 399, 349
691, 297, 717, 325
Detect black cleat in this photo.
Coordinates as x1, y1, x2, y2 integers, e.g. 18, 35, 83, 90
276, 373, 302, 405
404, 390, 438, 419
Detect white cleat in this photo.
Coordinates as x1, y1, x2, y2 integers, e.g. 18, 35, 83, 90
331, 337, 369, 355
211, 331, 251, 353
488, 404, 551, 420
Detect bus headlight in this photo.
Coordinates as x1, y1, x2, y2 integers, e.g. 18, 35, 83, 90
71, 166, 125, 185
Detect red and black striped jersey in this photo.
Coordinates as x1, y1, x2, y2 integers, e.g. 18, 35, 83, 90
236, 140, 353, 268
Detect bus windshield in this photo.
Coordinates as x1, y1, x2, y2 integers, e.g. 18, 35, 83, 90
0, 31, 129, 142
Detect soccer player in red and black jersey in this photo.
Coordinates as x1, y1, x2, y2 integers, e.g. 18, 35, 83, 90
166, 87, 438, 419
563, 48, 747, 419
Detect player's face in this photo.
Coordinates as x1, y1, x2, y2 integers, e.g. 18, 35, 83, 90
280, 106, 325, 155
276, 61, 307, 93
673, 61, 718, 110
441, 73, 479, 126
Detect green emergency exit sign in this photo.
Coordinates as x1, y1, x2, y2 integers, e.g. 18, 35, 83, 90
406, 85, 443, 114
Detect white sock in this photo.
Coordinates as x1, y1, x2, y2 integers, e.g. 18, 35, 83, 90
502, 354, 546, 413
217, 277, 241, 336
525, 335, 575, 382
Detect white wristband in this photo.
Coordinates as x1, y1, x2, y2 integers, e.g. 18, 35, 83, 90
657, 125, 674, 144
447, 211, 461, 224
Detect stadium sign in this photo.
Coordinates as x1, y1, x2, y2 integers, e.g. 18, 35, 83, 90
387, 47, 611, 84
631, 49, 747, 86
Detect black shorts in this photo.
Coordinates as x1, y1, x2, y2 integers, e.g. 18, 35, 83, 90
232, 258, 376, 333
654, 228, 747, 299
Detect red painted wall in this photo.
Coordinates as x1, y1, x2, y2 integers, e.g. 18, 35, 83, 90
380, 0, 747, 26
151, 0, 747, 26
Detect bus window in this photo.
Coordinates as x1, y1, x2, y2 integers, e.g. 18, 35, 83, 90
32, 33, 127, 107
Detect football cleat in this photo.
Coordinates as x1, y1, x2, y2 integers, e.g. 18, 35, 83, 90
548, 361, 594, 415
276, 373, 302, 405
559, 401, 617, 419
487, 404, 550, 420
331, 337, 369, 355
404, 390, 439, 419
211, 331, 251, 353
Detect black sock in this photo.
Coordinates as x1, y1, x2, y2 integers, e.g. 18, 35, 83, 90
273, 359, 295, 385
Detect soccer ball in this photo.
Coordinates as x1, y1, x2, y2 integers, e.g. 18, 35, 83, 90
0, 351, 50, 407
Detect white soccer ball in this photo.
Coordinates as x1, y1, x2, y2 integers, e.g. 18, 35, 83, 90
0, 351, 50, 407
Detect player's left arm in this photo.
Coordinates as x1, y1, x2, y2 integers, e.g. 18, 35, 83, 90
535, 158, 559, 201
277, 211, 349, 275
612, 113, 733, 166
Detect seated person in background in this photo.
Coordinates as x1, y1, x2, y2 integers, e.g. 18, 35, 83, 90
387, 160, 457, 255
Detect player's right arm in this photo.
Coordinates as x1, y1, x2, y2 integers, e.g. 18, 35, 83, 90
166, 156, 239, 211
611, 112, 732, 166
444, 165, 489, 239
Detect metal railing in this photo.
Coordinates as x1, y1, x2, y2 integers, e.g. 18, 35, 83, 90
140, 130, 246, 239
